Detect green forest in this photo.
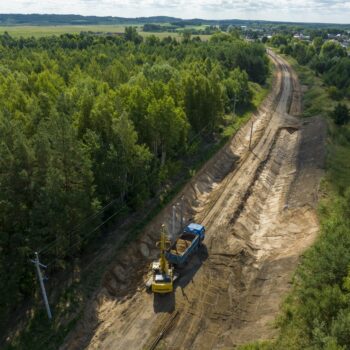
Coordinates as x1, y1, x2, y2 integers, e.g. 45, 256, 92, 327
0, 28, 269, 335
270, 33, 350, 99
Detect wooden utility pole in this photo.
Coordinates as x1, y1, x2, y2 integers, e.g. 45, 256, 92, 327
249, 121, 254, 151
180, 195, 184, 229
172, 205, 176, 241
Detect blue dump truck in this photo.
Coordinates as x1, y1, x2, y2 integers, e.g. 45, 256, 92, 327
165, 223, 205, 266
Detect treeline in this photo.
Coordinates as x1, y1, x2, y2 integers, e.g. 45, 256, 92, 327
142, 23, 219, 35
0, 14, 181, 26
143, 24, 175, 32
270, 34, 350, 98
0, 29, 268, 330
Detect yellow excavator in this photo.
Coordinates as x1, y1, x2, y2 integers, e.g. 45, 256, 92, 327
146, 225, 175, 293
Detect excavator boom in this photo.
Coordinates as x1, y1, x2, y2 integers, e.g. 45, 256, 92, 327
151, 225, 174, 293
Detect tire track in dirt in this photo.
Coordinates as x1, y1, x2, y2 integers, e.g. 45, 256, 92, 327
161, 53, 297, 349
162, 52, 324, 349
61, 52, 325, 350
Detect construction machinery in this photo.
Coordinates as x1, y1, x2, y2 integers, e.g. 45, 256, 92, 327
165, 223, 205, 266
146, 223, 205, 293
148, 225, 175, 293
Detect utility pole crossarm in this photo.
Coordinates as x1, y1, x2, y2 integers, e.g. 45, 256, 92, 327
30, 259, 47, 269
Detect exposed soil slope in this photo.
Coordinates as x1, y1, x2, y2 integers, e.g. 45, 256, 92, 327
61, 51, 326, 350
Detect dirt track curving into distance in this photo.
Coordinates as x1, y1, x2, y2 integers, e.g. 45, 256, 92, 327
61, 51, 326, 350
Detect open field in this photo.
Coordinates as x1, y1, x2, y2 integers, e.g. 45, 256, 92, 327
0, 25, 211, 40
0, 25, 135, 37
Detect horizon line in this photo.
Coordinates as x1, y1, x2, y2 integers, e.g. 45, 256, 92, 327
0, 13, 349, 26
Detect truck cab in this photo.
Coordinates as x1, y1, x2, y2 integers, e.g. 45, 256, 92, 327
184, 223, 205, 241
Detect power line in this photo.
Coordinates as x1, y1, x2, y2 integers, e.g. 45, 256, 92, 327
35, 122, 211, 260
38, 197, 120, 254
45, 202, 130, 267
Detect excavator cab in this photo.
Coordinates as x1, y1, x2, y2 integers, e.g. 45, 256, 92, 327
151, 262, 173, 293
150, 225, 174, 293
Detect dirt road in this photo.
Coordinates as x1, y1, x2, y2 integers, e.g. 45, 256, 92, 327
62, 51, 326, 350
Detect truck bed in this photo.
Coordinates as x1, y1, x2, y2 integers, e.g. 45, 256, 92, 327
170, 233, 196, 256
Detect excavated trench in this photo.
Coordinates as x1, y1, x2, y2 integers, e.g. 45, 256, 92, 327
62, 52, 325, 350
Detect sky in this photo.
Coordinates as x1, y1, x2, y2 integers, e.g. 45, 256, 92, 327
0, 0, 350, 24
